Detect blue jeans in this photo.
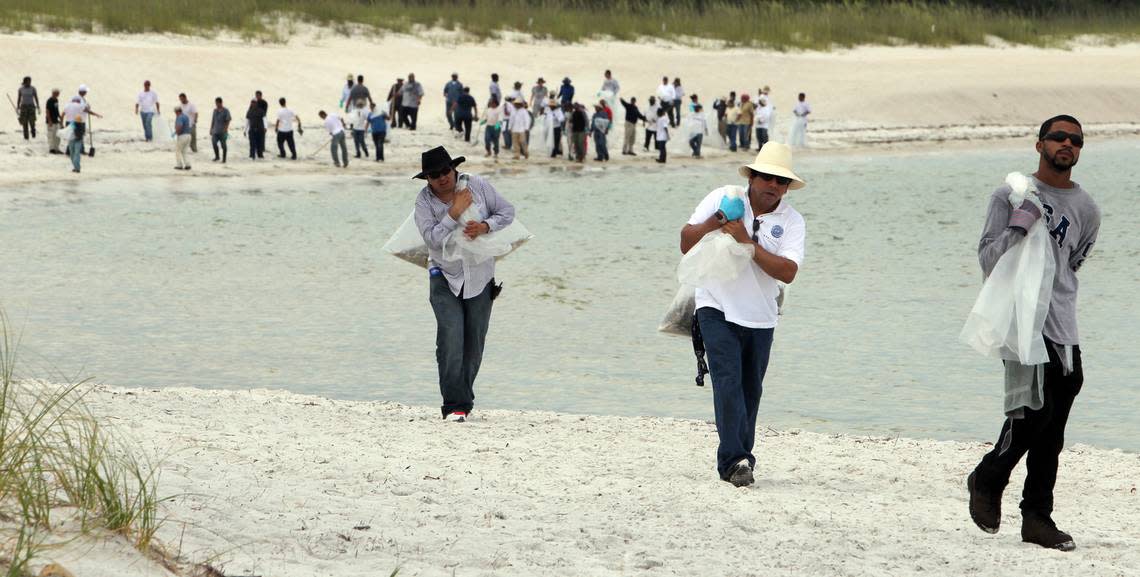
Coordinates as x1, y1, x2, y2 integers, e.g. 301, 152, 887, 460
429, 276, 494, 417
689, 134, 703, 156
485, 125, 500, 155
727, 124, 739, 151
696, 307, 774, 479
503, 129, 512, 150
592, 129, 608, 160
140, 112, 154, 141
738, 124, 752, 150
352, 129, 369, 157
68, 138, 84, 171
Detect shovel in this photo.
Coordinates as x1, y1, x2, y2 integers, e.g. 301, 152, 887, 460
87, 116, 96, 157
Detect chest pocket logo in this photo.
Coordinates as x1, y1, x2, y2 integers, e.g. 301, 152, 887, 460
770, 225, 784, 239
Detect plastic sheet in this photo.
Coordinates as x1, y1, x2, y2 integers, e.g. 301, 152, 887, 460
960, 172, 1056, 364
676, 186, 755, 287
382, 175, 534, 268
57, 123, 74, 143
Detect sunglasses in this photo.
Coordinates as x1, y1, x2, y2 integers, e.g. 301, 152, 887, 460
752, 171, 792, 186
426, 167, 452, 179
752, 218, 761, 243
1042, 131, 1084, 148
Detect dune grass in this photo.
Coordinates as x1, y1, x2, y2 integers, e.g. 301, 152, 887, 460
0, 0, 1138, 49
0, 309, 164, 575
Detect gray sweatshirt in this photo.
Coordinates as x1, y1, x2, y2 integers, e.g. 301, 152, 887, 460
978, 176, 1101, 346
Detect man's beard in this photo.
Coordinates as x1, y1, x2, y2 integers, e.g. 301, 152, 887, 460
1043, 148, 1078, 171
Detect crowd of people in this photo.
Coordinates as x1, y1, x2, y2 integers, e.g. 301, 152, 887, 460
10, 71, 812, 172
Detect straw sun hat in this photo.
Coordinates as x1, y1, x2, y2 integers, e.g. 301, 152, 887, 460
738, 142, 806, 190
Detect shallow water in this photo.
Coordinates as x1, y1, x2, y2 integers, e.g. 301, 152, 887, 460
3, 141, 1138, 450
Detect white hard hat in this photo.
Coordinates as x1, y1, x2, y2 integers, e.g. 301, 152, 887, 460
78, 84, 89, 92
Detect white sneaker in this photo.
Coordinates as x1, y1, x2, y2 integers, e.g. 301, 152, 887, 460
444, 411, 467, 423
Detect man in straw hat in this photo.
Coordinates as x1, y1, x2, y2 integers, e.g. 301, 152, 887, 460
413, 146, 516, 423
679, 142, 807, 487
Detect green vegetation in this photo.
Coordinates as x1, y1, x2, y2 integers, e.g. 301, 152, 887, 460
0, 0, 1138, 48
0, 309, 165, 575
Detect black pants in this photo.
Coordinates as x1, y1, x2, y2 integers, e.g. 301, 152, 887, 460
644, 129, 655, 150
371, 131, 385, 160
974, 338, 1083, 515
248, 130, 265, 158
211, 134, 227, 161
401, 106, 419, 130
456, 116, 472, 142
656, 140, 667, 162
276, 131, 296, 159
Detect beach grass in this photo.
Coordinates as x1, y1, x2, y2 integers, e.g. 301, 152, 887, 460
1, 0, 1139, 49
0, 309, 164, 574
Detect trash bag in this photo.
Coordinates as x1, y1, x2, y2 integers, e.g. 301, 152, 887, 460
57, 123, 74, 143
382, 174, 534, 268
382, 210, 534, 269
381, 211, 431, 267
960, 172, 1056, 364
676, 186, 755, 287
443, 201, 520, 264
658, 284, 696, 336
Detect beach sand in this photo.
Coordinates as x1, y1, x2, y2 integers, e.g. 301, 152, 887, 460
40, 384, 1134, 577
3, 29, 1140, 185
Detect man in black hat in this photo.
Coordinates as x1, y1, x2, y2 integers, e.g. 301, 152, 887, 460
413, 146, 516, 422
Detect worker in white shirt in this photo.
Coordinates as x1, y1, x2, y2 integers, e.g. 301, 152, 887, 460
509, 100, 532, 160
788, 93, 811, 148
318, 110, 349, 168
656, 77, 676, 129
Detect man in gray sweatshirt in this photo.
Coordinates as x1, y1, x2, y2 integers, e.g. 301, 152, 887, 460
966, 114, 1100, 552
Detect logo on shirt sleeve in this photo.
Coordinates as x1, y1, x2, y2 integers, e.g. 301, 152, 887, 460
770, 225, 784, 238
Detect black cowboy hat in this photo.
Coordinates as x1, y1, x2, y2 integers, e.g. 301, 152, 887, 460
413, 146, 466, 180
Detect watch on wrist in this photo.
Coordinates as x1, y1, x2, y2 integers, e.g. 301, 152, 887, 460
715, 210, 727, 225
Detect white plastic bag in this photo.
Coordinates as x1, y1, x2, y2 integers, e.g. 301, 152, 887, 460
382, 211, 431, 267
658, 285, 696, 336
677, 186, 755, 287
960, 172, 1056, 364
57, 123, 75, 143
443, 202, 516, 264
382, 174, 533, 268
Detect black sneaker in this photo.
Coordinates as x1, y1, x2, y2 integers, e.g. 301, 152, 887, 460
1021, 512, 1075, 551
727, 460, 754, 487
967, 471, 1001, 534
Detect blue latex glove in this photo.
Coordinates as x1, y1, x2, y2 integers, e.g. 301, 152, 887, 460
718, 195, 745, 221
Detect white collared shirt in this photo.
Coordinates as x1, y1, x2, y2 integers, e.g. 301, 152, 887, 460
656, 84, 676, 102
687, 185, 806, 328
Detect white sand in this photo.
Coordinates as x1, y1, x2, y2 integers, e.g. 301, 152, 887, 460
3, 29, 1140, 185
42, 384, 1134, 577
